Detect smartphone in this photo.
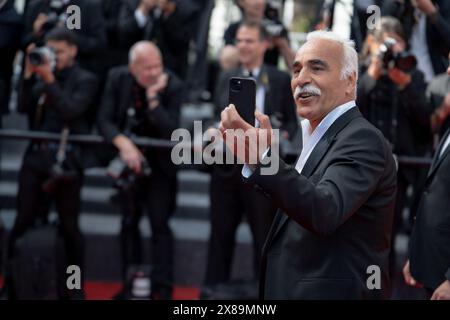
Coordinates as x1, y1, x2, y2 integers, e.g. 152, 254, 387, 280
228, 77, 256, 125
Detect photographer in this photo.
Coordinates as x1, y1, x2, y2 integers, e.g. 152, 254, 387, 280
97, 41, 184, 300
357, 17, 432, 277
223, 0, 295, 70
6, 28, 98, 299
118, 0, 200, 80
382, 0, 450, 83
22, 0, 107, 75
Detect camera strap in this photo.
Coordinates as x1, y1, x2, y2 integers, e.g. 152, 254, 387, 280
56, 125, 70, 165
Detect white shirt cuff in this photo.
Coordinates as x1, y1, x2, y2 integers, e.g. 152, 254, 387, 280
241, 148, 270, 178
134, 9, 149, 28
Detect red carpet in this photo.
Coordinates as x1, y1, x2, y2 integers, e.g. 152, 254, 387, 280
0, 276, 200, 300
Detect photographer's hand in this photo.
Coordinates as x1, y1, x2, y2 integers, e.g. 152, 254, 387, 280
24, 44, 36, 79
33, 13, 48, 37
388, 68, 411, 89
368, 55, 383, 80
146, 73, 168, 110
415, 0, 437, 15
113, 135, 144, 174
138, 0, 157, 15
402, 260, 423, 288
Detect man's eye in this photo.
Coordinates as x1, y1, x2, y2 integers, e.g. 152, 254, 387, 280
312, 67, 323, 71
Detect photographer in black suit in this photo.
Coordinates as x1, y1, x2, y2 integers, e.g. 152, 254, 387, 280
220, 30, 396, 299
118, 0, 200, 79
204, 20, 298, 290
6, 28, 98, 299
22, 0, 107, 75
97, 41, 184, 299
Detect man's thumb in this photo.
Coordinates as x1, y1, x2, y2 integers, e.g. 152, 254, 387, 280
255, 111, 271, 129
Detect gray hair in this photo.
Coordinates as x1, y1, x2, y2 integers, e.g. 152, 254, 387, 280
128, 41, 161, 63
306, 30, 358, 81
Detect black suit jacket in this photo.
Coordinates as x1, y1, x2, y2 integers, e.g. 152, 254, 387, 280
97, 65, 184, 178
118, 0, 199, 79
22, 0, 107, 74
410, 128, 450, 290
244, 107, 397, 299
212, 64, 299, 178
382, 0, 450, 75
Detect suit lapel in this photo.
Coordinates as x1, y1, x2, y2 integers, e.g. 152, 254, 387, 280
270, 107, 362, 238
427, 128, 450, 179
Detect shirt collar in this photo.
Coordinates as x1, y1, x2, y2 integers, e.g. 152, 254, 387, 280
302, 100, 356, 138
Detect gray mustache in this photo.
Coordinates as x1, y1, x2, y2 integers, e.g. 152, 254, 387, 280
294, 85, 321, 99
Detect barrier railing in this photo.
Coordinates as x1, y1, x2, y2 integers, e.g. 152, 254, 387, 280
0, 129, 433, 167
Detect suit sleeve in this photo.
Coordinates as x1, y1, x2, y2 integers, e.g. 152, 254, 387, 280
75, 0, 107, 55
117, 0, 147, 49
44, 72, 98, 122
97, 69, 121, 142
398, 70, 433, 142
244, 127, 391, 237
160, 0, 199, 46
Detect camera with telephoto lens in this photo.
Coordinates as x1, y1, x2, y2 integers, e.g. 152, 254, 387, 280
378, 37, 417, 73
262, 0, 284, 37
28, 46, 56, 70
107, 157, 152, 191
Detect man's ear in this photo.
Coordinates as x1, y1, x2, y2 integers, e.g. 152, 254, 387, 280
346, 71, 357, 96
70, 45, 78, 59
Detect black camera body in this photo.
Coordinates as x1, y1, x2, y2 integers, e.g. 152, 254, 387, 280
28, 46, 56, 68
107, 157, 152, 191
378, 37, 417, 73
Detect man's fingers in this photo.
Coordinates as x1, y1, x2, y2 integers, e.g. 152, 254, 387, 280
255, 111, 271, 130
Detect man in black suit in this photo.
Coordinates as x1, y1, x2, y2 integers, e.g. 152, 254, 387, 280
402, 62, 450, 300
204, 20, 298, 289
220, 30, 397, 299
118, 0, 200, 79
382, 0, 450, 82
97, 41, 184, 299
22, 0, 107, 75
7, 28, 98, 299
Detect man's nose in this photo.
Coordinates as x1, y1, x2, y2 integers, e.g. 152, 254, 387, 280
293, 70, 311, 88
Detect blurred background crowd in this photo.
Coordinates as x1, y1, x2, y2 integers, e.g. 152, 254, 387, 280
0, 0, 449, 300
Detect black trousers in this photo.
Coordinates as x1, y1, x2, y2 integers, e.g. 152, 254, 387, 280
7, 148, 85, 274
204, 167, 276, 285
118, 170, 176, 294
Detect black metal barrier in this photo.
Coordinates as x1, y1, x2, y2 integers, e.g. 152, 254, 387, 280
0, 129, 433, 168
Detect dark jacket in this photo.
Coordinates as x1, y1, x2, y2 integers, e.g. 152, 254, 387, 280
22, 0, 107, 74
18, 64, 98, 135
97, 65, 184, 178
118, 0, 199, 79
382, 0, 450, 75
357, 69, 432, 157
410, 128, 450, 290
245, 107, 396, 299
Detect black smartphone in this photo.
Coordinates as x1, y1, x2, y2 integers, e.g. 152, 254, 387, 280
228, 77, 256, 125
